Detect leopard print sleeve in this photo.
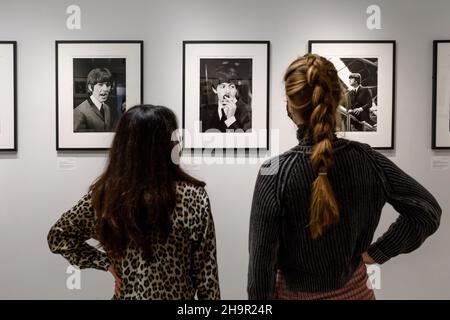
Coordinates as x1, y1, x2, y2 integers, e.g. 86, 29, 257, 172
47, 194, 112, 271
191, 187, 221, 300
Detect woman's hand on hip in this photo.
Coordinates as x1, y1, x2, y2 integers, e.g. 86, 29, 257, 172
362, 251, 376, 265
108, 265, 122, 297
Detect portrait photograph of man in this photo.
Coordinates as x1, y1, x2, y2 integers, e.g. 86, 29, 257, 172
56, 41, 142, 150
309, 41, 395, 148
183, 41, 269, 150
72, 58, 126, 133
199, 59, 252, 133
334, 57, 378, 132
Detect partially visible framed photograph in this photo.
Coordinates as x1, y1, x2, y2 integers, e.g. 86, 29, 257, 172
183, 41, 270, 150
432, 40, 450, 149
309, 40, 396, 149
0, 41, 17, 151
56, 40, 143, 150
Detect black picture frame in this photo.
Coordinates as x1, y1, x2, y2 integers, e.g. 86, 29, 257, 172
56, 40, 143, 151
0, 41, 17, 151
309, 40, 396, 150
432, 40, 450, 149
182, 40, 270, 152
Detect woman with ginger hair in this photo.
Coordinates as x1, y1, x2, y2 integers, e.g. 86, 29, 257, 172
248, 53, 441, 300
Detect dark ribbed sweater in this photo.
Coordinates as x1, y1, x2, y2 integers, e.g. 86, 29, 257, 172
247, 130, 441, 299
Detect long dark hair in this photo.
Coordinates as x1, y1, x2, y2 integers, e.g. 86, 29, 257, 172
90, 104, 204, 261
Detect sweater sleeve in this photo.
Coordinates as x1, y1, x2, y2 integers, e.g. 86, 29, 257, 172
47, 194, 112, 271
192, 187, 221, 300
248, 159, 281, 300
367, 149, 441, 264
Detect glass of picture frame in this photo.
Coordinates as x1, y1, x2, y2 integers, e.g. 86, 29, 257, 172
432, 40, 450, 149
0, 41, 17, 151
309, 40, 396, 149
183, 41, 270, 151
56, 40, 143, 150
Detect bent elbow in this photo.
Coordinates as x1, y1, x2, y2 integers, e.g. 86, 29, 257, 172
47, 227, 62, 254
417, 203, 442, 239
428, 206, 441, 235
426, 198, 442, 235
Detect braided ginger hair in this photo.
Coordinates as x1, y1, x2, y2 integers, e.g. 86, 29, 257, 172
284, 53, 343, 238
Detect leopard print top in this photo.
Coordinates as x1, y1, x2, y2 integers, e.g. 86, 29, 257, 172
47, 181, 220, 300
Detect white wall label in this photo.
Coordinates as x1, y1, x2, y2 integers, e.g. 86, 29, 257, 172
57, 158, 77, 171
366, 5, 381, 30
431, 156, 450, 170
66, 5, 81, 30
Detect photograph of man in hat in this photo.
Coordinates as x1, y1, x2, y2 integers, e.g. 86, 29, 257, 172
199, 61, 252, 133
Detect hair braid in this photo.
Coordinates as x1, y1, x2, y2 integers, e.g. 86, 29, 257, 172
284, 53, 343, 238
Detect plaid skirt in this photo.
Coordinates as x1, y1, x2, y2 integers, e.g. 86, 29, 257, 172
275, 263, 376, 300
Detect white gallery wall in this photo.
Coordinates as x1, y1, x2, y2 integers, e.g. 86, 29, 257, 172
0, 0, 449, 299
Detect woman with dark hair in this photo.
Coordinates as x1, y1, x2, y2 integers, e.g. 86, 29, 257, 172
247, 53, 441, 300
48, 105, 220, 299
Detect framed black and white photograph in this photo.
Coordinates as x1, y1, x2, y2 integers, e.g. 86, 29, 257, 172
56, 41, 143, 150
183, 41, 270, 150
0, 41, 17, 151
309, 40, 396, 149
432, 40, 450, 149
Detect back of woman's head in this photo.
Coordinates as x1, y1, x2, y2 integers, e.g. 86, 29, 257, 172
284, 53, 342, 239
109, 104, 178, 178
91, 104, 204, 261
